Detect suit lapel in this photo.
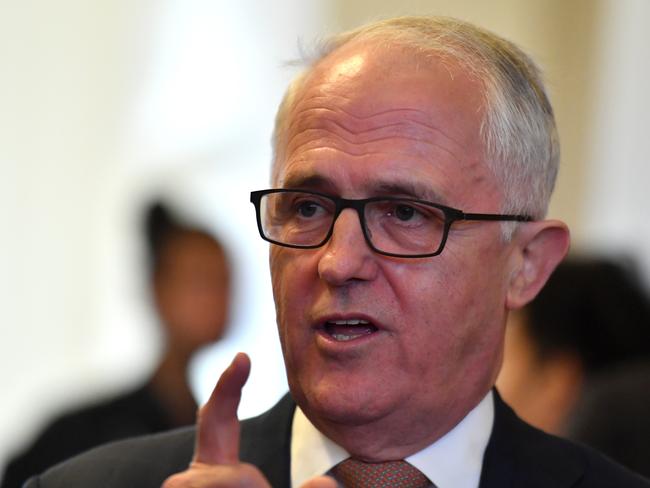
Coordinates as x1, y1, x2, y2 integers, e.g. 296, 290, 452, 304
479, 390, 585, 488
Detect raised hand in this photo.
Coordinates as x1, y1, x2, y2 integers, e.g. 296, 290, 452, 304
162, 353, 337, 488
162, 352, 270, 487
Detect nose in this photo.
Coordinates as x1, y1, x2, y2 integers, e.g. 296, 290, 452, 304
317, 208, 378, 286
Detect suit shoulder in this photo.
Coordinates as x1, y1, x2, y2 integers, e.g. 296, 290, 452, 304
523, 425, 649, 486
25, 426, 195, 488
484, 392, 650, 487
24, 395, 296, 488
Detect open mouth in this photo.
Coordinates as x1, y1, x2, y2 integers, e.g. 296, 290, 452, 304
323, 319, 378, 342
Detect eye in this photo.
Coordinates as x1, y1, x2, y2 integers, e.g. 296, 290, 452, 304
394, 204, 417, 221
372, 199, 445, 228
296, 200, 321, 218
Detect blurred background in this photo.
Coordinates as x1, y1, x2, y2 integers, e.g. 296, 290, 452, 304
1, 0, 649, 478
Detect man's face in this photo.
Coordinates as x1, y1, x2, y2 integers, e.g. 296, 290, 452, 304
270, 42, 518, 454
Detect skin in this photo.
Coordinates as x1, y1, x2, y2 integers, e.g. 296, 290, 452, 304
155, 232, 230, 354
163, 38, 569, 487
497, 311, 583, 434
162, 353, 337, 488
151, 232, 231, 426
271, 41, 518, 459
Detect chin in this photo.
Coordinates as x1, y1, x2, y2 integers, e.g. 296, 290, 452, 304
292, 378, 395, 427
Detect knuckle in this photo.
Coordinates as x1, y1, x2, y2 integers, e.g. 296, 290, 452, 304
161, 473, 186, 488
237, 463, 271, 488
159, 464, 270, 488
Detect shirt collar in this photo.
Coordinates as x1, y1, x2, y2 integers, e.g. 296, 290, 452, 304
290, 390, 494, 488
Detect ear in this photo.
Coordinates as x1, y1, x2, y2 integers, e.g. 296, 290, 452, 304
506, 220, 570, 310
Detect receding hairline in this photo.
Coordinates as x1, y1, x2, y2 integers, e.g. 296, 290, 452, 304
272, 15, 559, 222
272, 29, 494, 179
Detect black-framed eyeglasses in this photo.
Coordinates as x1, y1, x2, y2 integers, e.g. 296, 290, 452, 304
250, 189, 533, 258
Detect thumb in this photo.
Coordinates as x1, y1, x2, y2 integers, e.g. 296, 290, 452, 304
194, 352, 251, 465
300, 475, 338, 488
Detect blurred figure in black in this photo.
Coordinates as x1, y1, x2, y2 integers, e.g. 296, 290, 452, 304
2, 201, 231, 488
498, 255, 650, 477
568, 360, 650, 478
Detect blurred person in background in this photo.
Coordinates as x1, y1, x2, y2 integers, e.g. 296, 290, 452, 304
1, 201, 231, 488
568, 359, 650, 478
497, 255, 650, 476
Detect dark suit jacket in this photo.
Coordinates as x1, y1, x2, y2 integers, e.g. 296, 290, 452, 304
3, 383, 176, 488
24, 392, 650, 487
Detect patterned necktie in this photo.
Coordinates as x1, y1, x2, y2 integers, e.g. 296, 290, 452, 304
333, 458, 432, 488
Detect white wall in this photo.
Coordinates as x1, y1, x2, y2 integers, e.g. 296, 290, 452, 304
582, 0, 650, 281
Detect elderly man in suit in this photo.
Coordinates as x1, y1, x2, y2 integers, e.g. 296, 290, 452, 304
26, 15, 649, 488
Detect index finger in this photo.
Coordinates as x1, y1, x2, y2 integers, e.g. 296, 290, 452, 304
194, 352, 251, 465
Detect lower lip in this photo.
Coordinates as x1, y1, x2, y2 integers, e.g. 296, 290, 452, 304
314, 327, 381, 352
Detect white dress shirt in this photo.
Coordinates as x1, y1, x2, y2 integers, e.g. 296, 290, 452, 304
290, 390, 494, 488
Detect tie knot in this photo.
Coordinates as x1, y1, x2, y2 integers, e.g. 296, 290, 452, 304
333, 458, 431, 488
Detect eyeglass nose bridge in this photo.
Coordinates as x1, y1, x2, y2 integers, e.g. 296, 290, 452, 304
326, 197, 376, 250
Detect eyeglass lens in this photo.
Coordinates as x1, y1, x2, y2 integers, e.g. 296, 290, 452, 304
259, 191, 446, 256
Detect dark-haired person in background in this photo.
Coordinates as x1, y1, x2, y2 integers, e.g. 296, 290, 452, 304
498, 255, 650, 476
1, 202, 231, 488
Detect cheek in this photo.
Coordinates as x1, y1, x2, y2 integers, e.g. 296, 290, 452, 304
270, 249, 315, 340
271, 249, 300, 310
390, 249, 506, 372
383, 265, 458, 369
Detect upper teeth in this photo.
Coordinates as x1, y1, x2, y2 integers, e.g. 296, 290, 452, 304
329, 319, 369, 325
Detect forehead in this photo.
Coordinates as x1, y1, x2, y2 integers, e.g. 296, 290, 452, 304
275, 41, 500, 205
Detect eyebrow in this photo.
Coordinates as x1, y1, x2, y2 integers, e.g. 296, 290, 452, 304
373, 181, 446, 204
281, 174, 447, 205
281, 174, 333, 191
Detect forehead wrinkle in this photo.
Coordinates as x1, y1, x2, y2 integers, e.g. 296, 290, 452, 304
284, 108, 463, 163
291, 95, 463, 139
291, 93, 431, 122
290, 105, 462, 143
286, 90, 465, 145
285, 133, 461, 165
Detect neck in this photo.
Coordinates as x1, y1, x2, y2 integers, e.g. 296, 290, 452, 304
150, 348, 198, 427
300, 389, 489, 461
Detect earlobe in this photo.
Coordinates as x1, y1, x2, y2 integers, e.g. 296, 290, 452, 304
506, 220, 570, 310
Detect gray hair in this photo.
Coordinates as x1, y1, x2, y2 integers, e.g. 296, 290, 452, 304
272, 16, 559, 229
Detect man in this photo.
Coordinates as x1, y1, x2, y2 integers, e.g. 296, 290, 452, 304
24, 15, 649, 488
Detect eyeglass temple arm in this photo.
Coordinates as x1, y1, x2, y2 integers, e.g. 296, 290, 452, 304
460, 212, 533, 222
